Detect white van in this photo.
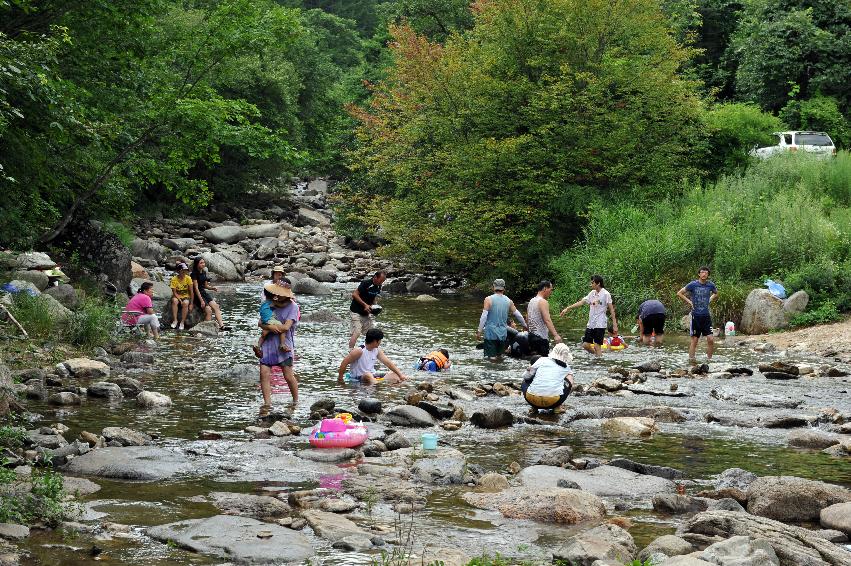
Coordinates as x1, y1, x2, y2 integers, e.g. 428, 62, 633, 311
751, 131, 836, 159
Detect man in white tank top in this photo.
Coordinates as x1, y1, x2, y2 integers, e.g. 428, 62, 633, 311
337, 328, 408, 385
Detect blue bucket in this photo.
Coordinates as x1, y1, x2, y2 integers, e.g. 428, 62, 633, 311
421, 432, 438, 450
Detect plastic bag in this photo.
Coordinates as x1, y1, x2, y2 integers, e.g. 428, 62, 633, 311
764, 279, 787, 299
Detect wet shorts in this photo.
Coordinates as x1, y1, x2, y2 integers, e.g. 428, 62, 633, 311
350, 312, 374, 335
261, 357, 293, 368
483, 339, 508, 358
582, 327, 606, 345
348, 372, 385, 383
690, 314, 712, 338
641, 313, 666, 335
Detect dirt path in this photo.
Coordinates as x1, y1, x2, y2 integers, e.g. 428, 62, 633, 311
744, 316, 851, 357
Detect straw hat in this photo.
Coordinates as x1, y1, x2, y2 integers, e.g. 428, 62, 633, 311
264, 282, 294, 299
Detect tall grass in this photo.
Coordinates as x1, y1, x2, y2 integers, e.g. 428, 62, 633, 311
551, 153, 851, 325
9, 292, 119, 348
8, 293, 55, 340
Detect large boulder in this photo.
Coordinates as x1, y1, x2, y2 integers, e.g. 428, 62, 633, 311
677, 510, 851, 566
147, 515, 313, 563
291, 276, 331, 296
63, 219, 132, 295
519, 464, 675, 498
130, 278, 172, 301
297, 207, 330, 227
554, 523, 637, 566
201, 252, 240, 281
243, 223, 282, 239
741, 289, 799, 334
136, 391, 172, 409
130, 238, 167, 262
162, 237, 197, 251
11, 270, 49, 291
14, 252, 56, 270
40, 293, 72, 322
87, 382, 123, 400
783, 290, 809, 316
638, 535, 694, 562
601, 416, 658, 436
746, 476, 851, 522
44, 284, 79, 309
462, 487, 605, 524
386, 405, 435, 427
820, 502, 851, 535
102, 426, 149, 446
203, 225, 246, 244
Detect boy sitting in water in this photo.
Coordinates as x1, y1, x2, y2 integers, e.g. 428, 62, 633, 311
252, 282, 293, 358
417, 349, 452, 372
338, 328, 408, 385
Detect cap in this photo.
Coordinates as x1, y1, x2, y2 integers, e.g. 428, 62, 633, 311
264, 282, 294, 299
177, 262, 189, 271
492, 278, 506, 290
271, 265, 286, 274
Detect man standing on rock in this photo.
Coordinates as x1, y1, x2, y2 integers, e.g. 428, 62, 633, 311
560, 275, 618, 357
348, 270, 386, 348
258, 283, 299, 413
527, 280, 563, 355
477, 279, 527, 360
677, 266, 718, 364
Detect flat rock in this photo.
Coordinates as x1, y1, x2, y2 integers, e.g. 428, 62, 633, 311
608, 458, 684, 479
518, 465, 675, 498
820, 502, 851, 534
136, 391, 172, 409
203, 225, 246, 244
700, 535, 780, 566
462, 487, 605, 524
147, 515, 312, 563
208, 492, 290, 519
63, 358, 110, 379
102, 427, 151, 446
747, 476, 851, 522
62, 446, 192, 481
653, 494, 709, 515
554, 523, 636, 565
537, 446, 574, 467
787, 429, 840, 450
301, 510, 368, 542
48, 392, 81, 406
638, 535, 693, 561
62, 476, 102, 497
87, 382, 123, 400
601, 416, 658, 436
715, 469, 757, 493
296, 448, 359, 464
0, 524, 29, 540
677, 510, 851, 566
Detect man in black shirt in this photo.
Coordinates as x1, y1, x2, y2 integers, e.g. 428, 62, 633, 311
349, 270, 387, 348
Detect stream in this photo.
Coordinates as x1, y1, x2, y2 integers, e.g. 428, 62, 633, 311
19, 283, 851, 565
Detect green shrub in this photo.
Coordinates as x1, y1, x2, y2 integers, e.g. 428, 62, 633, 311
783, 260, 851, 312
704, 102, 784, 175
551, 153, 851, 323
8, 293, 55, 340
103, 221, 135, 249
0, 425, 26, 449
66, 297, 120, 348
788, 301, 842, 328
0, 464, 66, 527
781, 95, 851, 149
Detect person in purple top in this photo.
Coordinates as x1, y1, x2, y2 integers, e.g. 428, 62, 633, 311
258, 283, 299, 413
677, 266, 719, 363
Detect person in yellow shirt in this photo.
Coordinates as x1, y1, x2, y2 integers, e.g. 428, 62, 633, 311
170, 263, 194, 330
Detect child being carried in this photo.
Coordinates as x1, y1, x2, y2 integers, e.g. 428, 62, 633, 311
252, 283, 293, 358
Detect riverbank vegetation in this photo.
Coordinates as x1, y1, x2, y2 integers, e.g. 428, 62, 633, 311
2, 0, 849, 321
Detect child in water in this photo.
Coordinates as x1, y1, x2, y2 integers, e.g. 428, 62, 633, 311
417, 349, 452, 372
252, 283, 293, 358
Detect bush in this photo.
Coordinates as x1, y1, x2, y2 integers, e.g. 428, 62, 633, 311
788, 301, 842, 328
781, 95, 851, 149
66, 297, 121, 349
0, 464, 66, 527
8, 293, 55, 340
103, 221, 134, 249
551, 153, 851, 323
704, 103, 784, 175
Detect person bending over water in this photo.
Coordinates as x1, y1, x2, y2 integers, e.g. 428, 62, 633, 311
338, 328, 408, 385
522, 343, 575, 414
476, 278, 527, 360
416, 349, 451, 372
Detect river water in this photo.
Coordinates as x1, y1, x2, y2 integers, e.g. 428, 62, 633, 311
20, 284, 851, 565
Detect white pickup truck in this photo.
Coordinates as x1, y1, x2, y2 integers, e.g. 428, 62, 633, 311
751, 131, 836, 159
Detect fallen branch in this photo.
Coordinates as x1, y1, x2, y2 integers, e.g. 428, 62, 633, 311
0, 303, 28, 338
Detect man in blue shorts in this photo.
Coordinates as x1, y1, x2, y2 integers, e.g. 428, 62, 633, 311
677, 266, 719, 364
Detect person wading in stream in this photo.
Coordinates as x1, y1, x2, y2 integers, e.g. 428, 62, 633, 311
527, 280, 563, 356
348, 270, 386, 349
476, 279, 527, 360
258, 283, 299, 414
559, 274, 618, 357
677, 266, 719, 364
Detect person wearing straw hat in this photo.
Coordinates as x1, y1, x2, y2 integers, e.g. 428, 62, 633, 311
258, 283, 300, 411
521, 343, 575, 414
260, 265, 288, 301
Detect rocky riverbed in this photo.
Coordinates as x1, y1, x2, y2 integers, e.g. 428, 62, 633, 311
1, 285, 850, 565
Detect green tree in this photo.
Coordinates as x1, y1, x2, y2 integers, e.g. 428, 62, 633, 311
343, 0, 707, 285
704, 103, 784, 174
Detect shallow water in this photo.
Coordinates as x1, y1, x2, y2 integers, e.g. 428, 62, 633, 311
21, 284, 851, 564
